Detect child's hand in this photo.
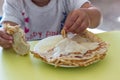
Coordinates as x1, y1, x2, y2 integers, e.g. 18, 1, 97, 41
0, 28, 13, 48
64, 9, 90, 34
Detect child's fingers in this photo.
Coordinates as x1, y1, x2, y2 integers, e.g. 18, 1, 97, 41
64, 11, 76, 30
0, 36, 12, 44
76, 19, 88, 33
0, 36, 12, 48
65, 14, 78, 30
64, 10, 84, 32
0, 30, 13, 40
68, 16, 83, 32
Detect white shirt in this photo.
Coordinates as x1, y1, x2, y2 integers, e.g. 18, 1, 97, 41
1, 0, 89, 40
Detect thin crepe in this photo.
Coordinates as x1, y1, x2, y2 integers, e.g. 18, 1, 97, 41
32, 30, 108, 67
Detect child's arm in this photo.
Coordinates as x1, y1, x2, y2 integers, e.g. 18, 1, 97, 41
64, 2, 101, 34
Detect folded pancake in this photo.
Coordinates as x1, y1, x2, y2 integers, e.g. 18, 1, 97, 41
32, 30, 108, 67
4, 24, 30, 56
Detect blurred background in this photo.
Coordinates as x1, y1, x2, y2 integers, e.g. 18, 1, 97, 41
91, 0, 120, 31
0, 0, 120, 31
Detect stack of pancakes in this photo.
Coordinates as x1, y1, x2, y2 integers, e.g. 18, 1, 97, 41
32, 30, 108, 67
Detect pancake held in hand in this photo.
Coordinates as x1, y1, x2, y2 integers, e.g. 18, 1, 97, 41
32, 30, 108, 67
4, 24, 30, 56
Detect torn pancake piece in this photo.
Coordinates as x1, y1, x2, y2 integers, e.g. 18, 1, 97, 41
4, 24, 30, 56
32, 30, 108, 67
61, 29, 67, 38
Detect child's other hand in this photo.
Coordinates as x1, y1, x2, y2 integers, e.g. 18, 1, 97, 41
0, 28, 13, 48
64, 9, 90, 34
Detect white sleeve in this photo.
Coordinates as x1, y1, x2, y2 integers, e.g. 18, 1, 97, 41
66, 0, 90, 12
0, 0, 23, 25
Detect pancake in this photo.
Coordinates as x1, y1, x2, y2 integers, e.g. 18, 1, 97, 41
32, 30, 108, 67
4, 24, 30, 56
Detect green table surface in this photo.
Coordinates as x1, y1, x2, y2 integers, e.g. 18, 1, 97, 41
0, 31, 120, 80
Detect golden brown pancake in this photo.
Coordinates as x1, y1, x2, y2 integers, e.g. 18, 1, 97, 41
32, 30, 108, 67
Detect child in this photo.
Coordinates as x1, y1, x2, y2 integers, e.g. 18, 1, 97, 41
0, 0, 101, 48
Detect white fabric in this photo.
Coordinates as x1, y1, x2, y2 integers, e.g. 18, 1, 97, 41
0, 0, 89, 40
